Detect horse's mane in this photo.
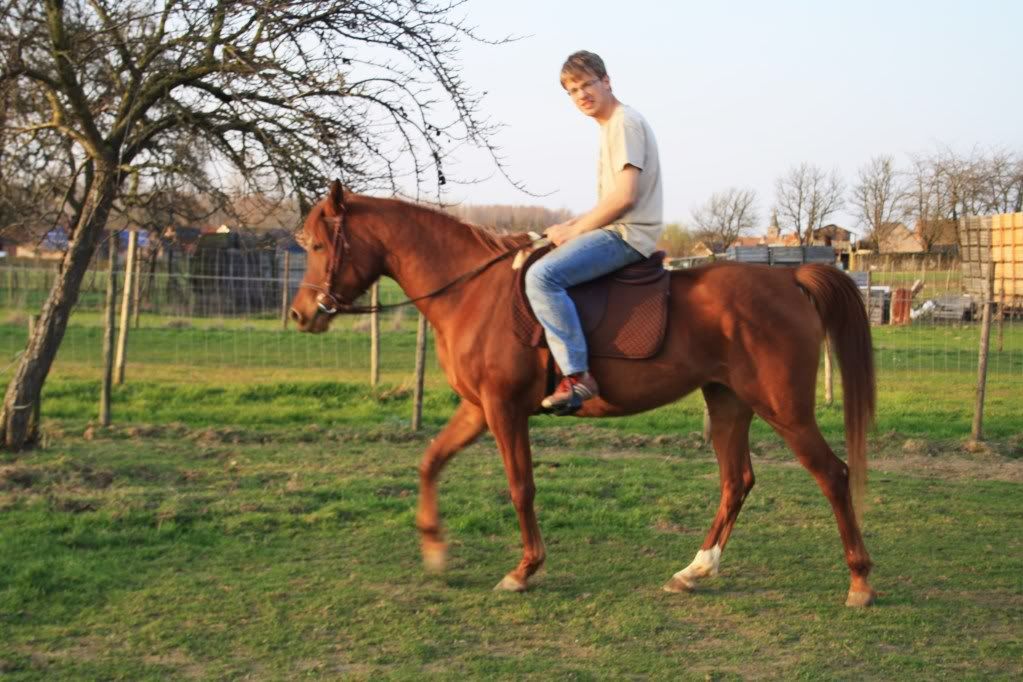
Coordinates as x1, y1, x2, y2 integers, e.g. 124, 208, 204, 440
306, 194, 533, 254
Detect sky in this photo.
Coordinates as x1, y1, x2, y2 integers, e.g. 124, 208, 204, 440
435, 0, 1023, 235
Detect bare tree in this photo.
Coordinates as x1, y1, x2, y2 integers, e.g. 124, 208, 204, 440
690, 188, 758, 250
655, 222, 695, 257
930, 147, 988, 221
851, 155, 908, 253
979, 148, 1023, 214
906, 154, 955, 252
774, 163, 845, 245
0, 0, 513, 449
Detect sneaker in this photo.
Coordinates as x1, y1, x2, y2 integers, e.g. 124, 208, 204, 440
541, 372, 599, 415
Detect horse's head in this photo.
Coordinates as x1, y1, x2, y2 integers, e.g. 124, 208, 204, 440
289, 180, 381, 332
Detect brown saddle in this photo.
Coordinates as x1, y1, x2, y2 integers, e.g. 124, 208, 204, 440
512, 245, 670, 360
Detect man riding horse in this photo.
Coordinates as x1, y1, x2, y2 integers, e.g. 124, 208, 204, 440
529, 51, 664, 414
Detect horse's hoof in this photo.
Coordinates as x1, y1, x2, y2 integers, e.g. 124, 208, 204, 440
662, 576, 697, 593
493, 574, 527, 592
845, 589, 876, 607
422, 544, 446, 573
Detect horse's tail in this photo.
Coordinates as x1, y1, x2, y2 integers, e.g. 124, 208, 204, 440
794, 264, 876, 524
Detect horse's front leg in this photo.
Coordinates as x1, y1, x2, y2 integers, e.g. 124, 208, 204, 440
482, 397, 545, 592
416, 401, 487, 572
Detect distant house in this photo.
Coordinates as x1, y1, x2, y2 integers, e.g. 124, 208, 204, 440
811, 225, 853, 250
0, 225, 35, 258
689, 240, 724, 257
913, 218, 959, 252
732, 235, 767, 248
877, 223, 924, 253
162, 226, 204, 254
7, 226, 68, 260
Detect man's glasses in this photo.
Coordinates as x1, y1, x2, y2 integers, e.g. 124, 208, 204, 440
565, 78, 601, 98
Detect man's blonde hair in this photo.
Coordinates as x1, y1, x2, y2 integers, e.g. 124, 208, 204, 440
560, 51, 607, 87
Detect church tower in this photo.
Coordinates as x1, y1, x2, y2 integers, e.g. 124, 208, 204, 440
767, 209, 781, 243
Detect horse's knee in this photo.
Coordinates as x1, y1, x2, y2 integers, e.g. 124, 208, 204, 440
508, 482, 536, 512
742, 468, 755, 495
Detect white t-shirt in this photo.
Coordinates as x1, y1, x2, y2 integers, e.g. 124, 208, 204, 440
598, 103, 664, 256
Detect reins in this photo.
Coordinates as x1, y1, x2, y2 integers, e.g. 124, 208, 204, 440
300, 198, 543, 316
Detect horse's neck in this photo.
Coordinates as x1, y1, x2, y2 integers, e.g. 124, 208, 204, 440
372, 201, 522, 322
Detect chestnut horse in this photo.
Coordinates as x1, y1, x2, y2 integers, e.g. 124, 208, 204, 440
290, 182, 877, 606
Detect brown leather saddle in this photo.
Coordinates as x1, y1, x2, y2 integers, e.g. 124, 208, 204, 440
512, 245, 670, 359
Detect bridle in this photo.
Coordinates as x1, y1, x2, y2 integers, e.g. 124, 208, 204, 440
305, 209, 351, 316
299, 198, 543, 316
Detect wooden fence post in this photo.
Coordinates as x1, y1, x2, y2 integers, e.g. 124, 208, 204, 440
865, 270, 873, 325
702, 405, 711, 444
970, 280, 994, 444
412, 312, 428, 431
369, 282, 380, 386
100, 239, 118, 426
131, 251, 143, 329
281, 251, 291, 329
114, 230, 137, 385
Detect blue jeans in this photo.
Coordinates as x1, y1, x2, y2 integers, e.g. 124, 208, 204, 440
525, 228, 644, 375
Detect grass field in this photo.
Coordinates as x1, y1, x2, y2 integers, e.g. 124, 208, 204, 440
1, 427, 1021, 679
0, 277, 1021, 678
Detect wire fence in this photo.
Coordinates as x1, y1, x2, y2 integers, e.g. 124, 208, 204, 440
0, 254, 439, 381
0, 255, 1020, 435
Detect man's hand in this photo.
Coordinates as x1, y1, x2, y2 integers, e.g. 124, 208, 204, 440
545, 221, 580, 247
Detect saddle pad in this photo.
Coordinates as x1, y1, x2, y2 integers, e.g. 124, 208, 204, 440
512, 245, 670, 359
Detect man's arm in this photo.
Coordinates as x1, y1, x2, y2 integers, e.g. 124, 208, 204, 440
545, 164, 640, 246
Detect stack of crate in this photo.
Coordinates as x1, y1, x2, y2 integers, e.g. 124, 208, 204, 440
960, 215, 993, 299
992, 212, 1022, 308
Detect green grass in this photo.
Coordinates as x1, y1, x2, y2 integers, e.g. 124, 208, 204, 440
1, 432, 1020, 679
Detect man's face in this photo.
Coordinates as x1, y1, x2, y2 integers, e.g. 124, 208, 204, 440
562, 72, 613, 119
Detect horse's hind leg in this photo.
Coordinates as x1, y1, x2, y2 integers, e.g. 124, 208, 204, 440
416, 401, 487, 572
770, 418, 875, 606
664, 384, 755, 593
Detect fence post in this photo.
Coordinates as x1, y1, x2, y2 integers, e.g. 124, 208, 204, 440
865, 270, 873, 325
114, 230, 137, 385
996, 291, 1005, 354
823, 337, 834, 405
702, 405, 711, 444
970, 280, 994, 444
132, 251, 143, 329
411, 312, 428, 431
369, 282, 380, 386
101, 239, 118, 426
281, 251, 291, 329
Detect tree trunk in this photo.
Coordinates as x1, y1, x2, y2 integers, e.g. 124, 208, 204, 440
0, 166, 119, 450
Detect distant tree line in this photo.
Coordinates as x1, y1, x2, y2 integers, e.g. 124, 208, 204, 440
682, 147, 1023, 255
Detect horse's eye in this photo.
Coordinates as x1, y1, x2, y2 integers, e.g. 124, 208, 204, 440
312, 244, 324, 252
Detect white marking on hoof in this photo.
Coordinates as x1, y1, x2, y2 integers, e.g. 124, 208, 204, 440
422, 545, 446, 573
845, 590, 876, 607
493, 574, 527, 592
665, 545, 722, 592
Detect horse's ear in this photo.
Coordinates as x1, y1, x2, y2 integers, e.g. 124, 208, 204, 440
328, 179, 344, 212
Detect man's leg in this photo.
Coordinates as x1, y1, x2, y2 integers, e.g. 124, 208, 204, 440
525, 229, 643, 412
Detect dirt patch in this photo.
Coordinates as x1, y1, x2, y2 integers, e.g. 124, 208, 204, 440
0, 465, 40, 490
651, 518, 699, 535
